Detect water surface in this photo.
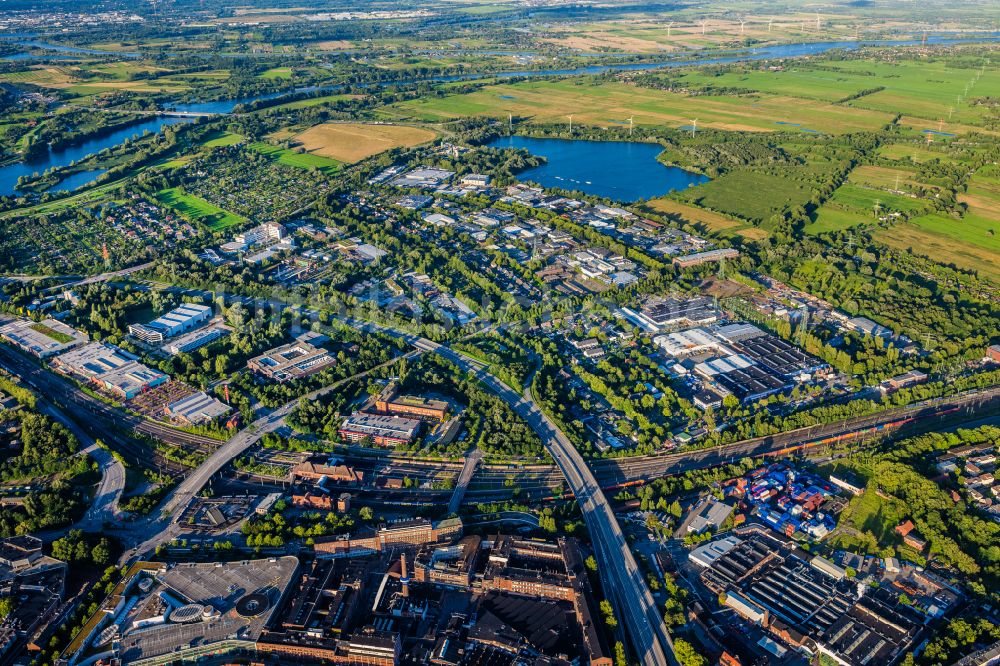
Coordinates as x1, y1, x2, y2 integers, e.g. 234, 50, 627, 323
487, 135, 708, 202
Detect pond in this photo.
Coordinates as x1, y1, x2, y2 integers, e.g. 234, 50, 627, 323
486, 135, 708, 202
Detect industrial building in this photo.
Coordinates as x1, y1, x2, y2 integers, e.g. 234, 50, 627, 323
51, 342, 138, 380
0, 317, 87, 358
164, 391, 231, 425
621, 296, 719, 332
338, 412, 422, 447
163, 324, 230, 356
51, 342, 167, 399
699, 533, 924, 666
672, 248, 739, 267
313, 517, 463, 558
291, 460, 364, 485
128, 303, 212, 344
654, 327, 728, 357
96, 361, 168, 400
716, 324, 829, 380
247, 339, 336, 383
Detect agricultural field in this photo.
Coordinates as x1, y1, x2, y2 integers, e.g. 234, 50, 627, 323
643, 197, 769, 240
154, 187, 247, 230
538, 16, 841, 53
291, 122, 438, 163
674, 52, 1000, 130
384, 79, 893, 134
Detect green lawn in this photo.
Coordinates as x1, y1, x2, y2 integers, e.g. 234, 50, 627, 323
805, 205, 869, 234
154, 187, 246, 230
249, 142, 341, 174
29, 322, 74, 343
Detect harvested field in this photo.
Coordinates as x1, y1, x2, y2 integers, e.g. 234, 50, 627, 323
293, 122, 437, 163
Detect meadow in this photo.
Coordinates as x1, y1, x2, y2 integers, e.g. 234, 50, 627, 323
291, 122, 438, 163
249, 143, 342, 174
873, 166, 1000, 281
675, 170, 816, 223
384, 79, 892, 134
643, 197, 769, 240
154, 187, 246, 230
675, 53, 1000, 128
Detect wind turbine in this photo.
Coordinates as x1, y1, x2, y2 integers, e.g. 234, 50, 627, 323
815, 13, 821, 31
667, 21, 674, 37
508, 113, 513, 132
567, 114, 573, 132
701, 19, 708, 35
691, 118, 698, 137
873, 199, 881, 219
768, 18, 774, 32
739, 18, 745, 35
628, 116, 634, 137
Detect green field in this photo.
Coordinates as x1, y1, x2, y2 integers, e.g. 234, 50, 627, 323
249, 142, 342, 174
676, 54, 1000, 128
202, 132, 244, 148
260, 67, 293, 79
804, 205, 869, 235
154, 187, 246, 230
383, 78, 892, 134
874, 164, 1000, 279
271, 94, 354, 110
676, 170, 815, 222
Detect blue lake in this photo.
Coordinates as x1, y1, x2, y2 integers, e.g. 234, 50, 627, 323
486, 135, 708, 202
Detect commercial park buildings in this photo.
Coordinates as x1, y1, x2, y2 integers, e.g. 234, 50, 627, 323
127, 303, 212, 345
52, 342, 168, 399
247, 339, 336, 383
0, 317, 87, 358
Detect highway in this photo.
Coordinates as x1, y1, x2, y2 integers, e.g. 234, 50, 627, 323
423, 339, 677, 666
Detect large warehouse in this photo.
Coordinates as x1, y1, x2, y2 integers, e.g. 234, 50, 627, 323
128, 303, 212, 344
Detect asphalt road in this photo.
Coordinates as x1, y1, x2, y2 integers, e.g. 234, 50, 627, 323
425, 340, 677, 666
0, 347, 125, 530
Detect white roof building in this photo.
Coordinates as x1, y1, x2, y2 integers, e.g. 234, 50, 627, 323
654, 328, 729, 357
0, 318, 87, 358
689, 535, 742, 569
166, 391, 232, 425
